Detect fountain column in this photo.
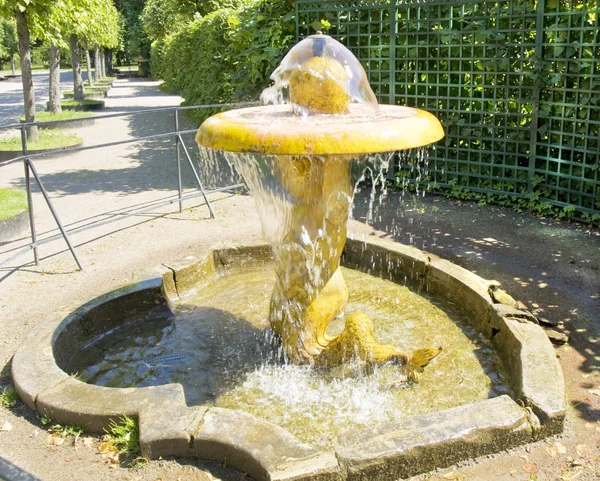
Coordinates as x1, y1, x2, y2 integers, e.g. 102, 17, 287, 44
196, 33, 445, 380
268, 154, 353, 362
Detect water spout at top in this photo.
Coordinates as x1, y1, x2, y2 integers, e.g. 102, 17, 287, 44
260, 33, 379, 115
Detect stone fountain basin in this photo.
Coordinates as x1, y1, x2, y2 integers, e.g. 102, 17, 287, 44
12, 236, 566, 481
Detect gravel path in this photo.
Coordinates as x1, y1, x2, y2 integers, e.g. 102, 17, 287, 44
0, 79, 599, 481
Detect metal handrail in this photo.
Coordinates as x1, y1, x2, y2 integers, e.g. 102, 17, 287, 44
1, 101, 258, 131
0, 103, 250, 271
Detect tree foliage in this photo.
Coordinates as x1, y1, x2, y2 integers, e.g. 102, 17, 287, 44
0, 0, 57, 41
114, 0, 146, 60
49, 0, 119, 49
141, 0, 247, 42
152, 0, 295, 122
0, 18, 17, 64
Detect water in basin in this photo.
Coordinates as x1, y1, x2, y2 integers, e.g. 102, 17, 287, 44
68, 266, 511, 447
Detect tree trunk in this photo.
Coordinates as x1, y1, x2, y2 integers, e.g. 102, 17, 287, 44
100, 49, 106, 78
48, 43, 61, 113
10, 55, 16, 75
94, 45, 100, 81
106, 50, 113, 74
84, 40, 93, 88
15, 11, 38, 141
69, 34, 84, 101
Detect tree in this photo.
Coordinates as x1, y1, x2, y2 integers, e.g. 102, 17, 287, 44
92, 0, 119, 79
0, 0, 56, 140
47, 42, 61, 112
56, 0, 119, 101
141, 0, 187, 42
114, 0, 146, 65
141, 0, 248, 42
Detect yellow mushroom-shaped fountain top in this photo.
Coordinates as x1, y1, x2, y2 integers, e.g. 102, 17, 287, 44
196, 33, 444, 155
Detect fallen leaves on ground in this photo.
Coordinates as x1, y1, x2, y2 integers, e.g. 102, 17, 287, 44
523, 463, 539, 474
442, 473, 459, 480
547, 441, 568, 457
82, 437, 94, 448
46, 433, 65, 446
98, 434, 121, 465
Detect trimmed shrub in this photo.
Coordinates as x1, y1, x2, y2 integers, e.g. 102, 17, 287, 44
151, 0, 295, 124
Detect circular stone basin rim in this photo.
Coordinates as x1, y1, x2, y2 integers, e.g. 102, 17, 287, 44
11, 237, 566, 481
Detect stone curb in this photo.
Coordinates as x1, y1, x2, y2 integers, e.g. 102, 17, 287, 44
60, 101, 105, 112
11, 237, 566, 480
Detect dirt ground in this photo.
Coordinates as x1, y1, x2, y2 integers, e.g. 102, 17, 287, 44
1, 79, 599, 481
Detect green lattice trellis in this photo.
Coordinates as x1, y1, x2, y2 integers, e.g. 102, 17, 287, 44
296, 0, 600, 219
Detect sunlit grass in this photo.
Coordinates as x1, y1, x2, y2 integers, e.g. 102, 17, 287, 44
19, 111, 94, 122
0, 130, 82, 151
0, 387, 19, 408
0, 188, 27, 221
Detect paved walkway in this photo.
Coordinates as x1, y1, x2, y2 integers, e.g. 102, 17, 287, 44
0, 79, 599, 481
0, 78, 227, 269
0, 70, 97, 127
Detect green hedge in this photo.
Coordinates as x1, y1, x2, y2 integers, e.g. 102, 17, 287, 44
151, 0, 296, 124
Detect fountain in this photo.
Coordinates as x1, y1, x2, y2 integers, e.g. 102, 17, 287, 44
197, 33, 444, 378
11, 34, 566, 481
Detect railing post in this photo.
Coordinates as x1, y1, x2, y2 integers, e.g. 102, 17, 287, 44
20, 124, 39, 266
26, 158, 83, 271
177, 133, 216, 219
175, 109, 183, 213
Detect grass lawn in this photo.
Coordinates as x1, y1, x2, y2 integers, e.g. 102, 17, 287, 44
60, 99, 105, 111
63, 87, 109, 96
0, 130, 82, 151
20, 111, 94, 122
0, 188, 27, 221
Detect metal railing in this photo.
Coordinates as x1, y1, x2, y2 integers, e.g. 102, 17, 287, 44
0, 103, 254, 270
